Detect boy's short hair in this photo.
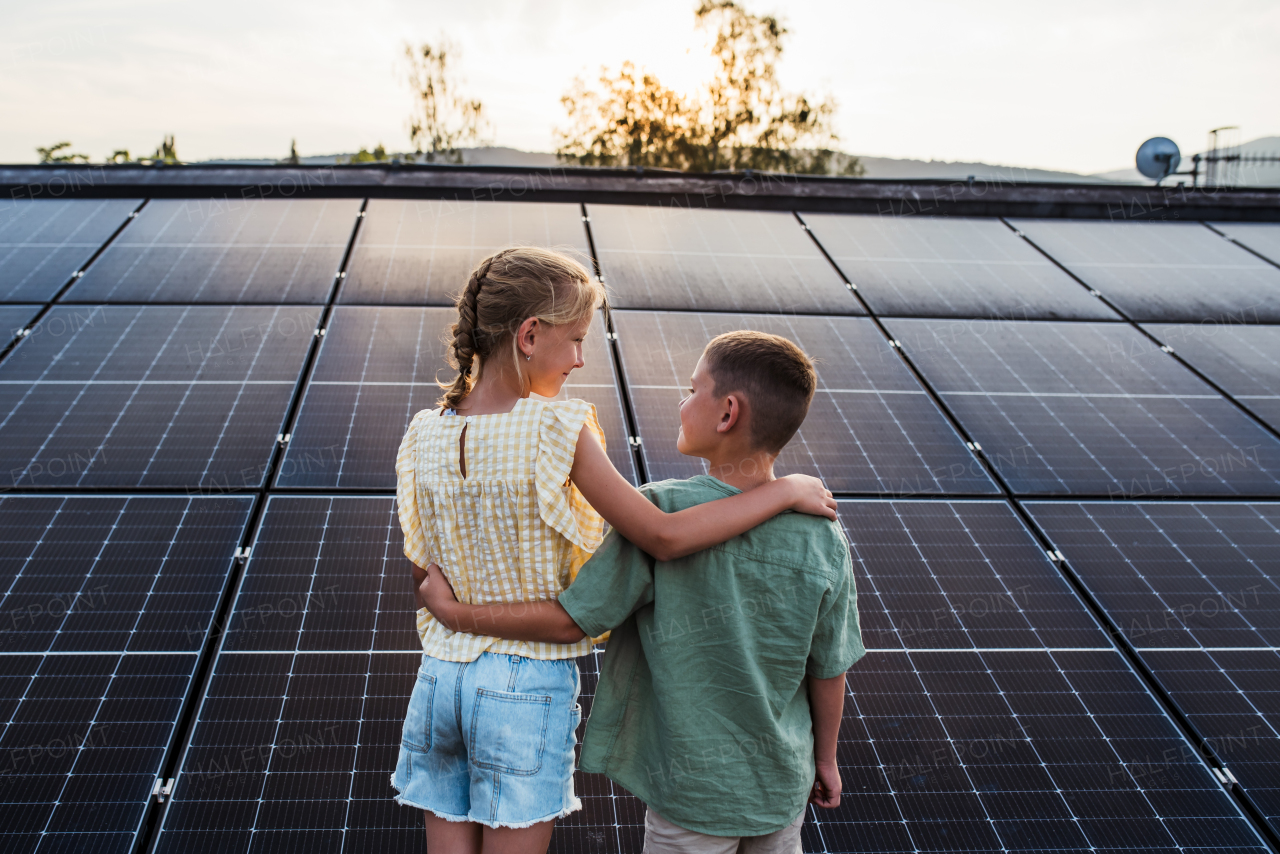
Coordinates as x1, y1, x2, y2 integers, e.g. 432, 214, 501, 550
702, 331, 817, 454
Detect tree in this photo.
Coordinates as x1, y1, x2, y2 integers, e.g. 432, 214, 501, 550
347, 144, 388, 164
286, 139, 300, 165
556, 1, 862, 176
107, 150, 131, 164
36, 142, 90, 163
403, 38, 489, 164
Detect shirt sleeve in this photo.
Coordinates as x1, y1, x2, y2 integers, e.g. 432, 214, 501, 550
535, 399, 607, 553
806, 531, 866, 679
558, 502, 657, 638
396, 409, 432, 570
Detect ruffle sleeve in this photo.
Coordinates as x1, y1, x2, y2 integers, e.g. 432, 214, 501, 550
396, 408, 434, 569
535, 399, 607, 553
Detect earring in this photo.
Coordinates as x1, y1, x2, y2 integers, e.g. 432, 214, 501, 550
525, 352, 532, 361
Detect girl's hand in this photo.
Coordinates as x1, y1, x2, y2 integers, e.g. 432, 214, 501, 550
782, 474, 838, 520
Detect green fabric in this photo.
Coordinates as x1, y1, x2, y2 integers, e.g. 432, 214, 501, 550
557, 475, 864, 837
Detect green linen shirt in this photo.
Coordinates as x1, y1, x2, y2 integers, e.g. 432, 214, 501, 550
558, 475, 864, 837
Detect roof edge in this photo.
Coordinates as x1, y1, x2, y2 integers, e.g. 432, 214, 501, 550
2, 163, 1279, 221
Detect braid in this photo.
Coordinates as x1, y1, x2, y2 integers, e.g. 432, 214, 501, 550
442, 253, 502, 409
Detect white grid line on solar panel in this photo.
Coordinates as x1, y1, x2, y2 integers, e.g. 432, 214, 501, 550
808, 647, 1249, 854
0, 651, 197, 849
0, 495, 251, 653
836, 500, 1110, 652
68, 199, 360, 303
1025, 502, 1280, 650
341, 200, 591, 305
799, 213, 1115, 320
614, 312, 994, 494
0, 200, 140, 302
219, 496, 418, 653
1007, 219, 1280, 322
589, 205, 855, 314
889, 319, 1280, 495
0, 306, 311, 488
1211, 222, 1280, 266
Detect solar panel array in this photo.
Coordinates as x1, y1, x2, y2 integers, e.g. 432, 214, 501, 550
0, 194, 1276, 854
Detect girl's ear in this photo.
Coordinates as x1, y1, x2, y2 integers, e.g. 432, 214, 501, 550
516, 316, 539, 358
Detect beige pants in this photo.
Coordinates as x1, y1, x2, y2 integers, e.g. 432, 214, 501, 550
641, 808, 805, 854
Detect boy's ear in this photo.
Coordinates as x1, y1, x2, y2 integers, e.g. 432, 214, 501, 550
716, 393, 743, 434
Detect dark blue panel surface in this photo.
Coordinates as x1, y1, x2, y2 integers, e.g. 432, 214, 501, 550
0, 199, 139, 302
802, 213, 1116, 320
590, 205, 858, 314
341, 200, 591, 306
615, 311, 996, 494
888, 318, 1280, 497
65, 199, 360, 304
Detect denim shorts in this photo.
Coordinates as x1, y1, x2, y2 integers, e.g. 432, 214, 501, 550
392, 651, 582, 828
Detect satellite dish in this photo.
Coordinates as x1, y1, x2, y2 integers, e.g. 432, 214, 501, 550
1136, 137, 1181, 184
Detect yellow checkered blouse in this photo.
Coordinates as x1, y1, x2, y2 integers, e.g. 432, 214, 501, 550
396, 397, 606, 662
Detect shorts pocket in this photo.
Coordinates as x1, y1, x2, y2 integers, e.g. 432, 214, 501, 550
470, 688, 551, 776
401, 671, 436, 753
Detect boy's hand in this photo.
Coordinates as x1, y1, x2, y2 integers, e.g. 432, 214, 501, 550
423, 563, 460, 623
783, 474, 837, 520
810, 759, 841, 808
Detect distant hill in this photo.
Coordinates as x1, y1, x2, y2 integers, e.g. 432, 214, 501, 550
1090, 136, 1280, 186
196, 145, 1111, 183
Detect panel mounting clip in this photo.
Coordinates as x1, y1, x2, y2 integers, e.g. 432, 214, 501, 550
337, 271, 346, 279
966, 442, 982, 452
1159, 345, 1174, 354
277, 433, 291, 447
1221, 766, 1239, 786
1089, 289, 1101, 297
605, 332, 618, 341
846, 282, 858, 291
357, 210, 366, 217
16, 328, 30, 338
234, 546, 252, 564
887, 339, 901, 349
628, 436, 643, 448
314, 327, 327, 338
152, 777, 174, 803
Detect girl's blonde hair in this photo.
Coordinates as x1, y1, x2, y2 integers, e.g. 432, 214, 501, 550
439, 247, 604, 410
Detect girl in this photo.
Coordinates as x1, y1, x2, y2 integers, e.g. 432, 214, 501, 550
392, 247, 835, 853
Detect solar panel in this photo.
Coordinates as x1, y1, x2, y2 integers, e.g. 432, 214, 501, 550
0, 494, 251, 853
1025, 501, 1280, 834
0, 305, 41, 344
1008, 219, 1280, 323
154, 496, 636, 851
613, 310, 997, 494
808, 499, 1269, 854
340, 200, 591, 305
0, 495, 253, 653
801, 213, 1117, 320
886, 318, 1280, 497
1146, 323, 1280, 433
0, 305, 316, 489
0, 199, 139, 302
589, 204, 859, 314
64, 199, 360, 304
277, 308, 636, 488
1212, 222, 1280, 266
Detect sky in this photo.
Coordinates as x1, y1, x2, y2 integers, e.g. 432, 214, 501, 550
2, 0, 1277, 175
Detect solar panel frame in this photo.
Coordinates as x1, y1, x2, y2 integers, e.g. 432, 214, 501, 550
1145, 323, 1280, 435
0, 305, 317, 490
63, 198, 361, 304
589, 204, 861, 314
887, 318, 1280, 497
0, 199, 140, 303
340, 199, 593, 306
1212, 223, 1280, 268
801, 212, 1119, 320
1009, 219, 1280, 323
1025, 501, 1280, 835
613, 310, 998, 495
276, 307, 637, 489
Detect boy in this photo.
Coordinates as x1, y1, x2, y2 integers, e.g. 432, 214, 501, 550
423, 330, 863, 852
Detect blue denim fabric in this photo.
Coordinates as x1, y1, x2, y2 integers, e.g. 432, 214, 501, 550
393, 652, 582, 828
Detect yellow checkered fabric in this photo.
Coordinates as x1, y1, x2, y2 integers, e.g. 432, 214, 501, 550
396, 397, 606, 662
